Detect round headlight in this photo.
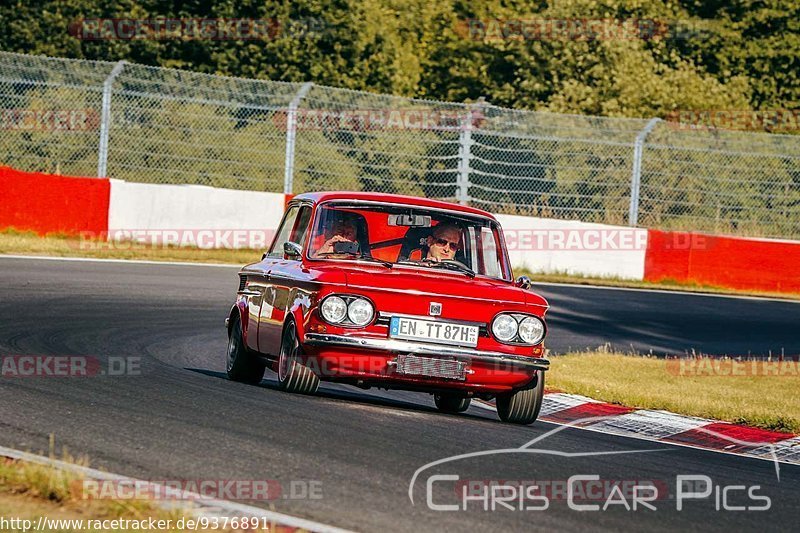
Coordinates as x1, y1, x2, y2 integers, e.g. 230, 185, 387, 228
320, 296, 347, 323
347, 298, 374, 326
518, 316, 545, 345
492, 314, 518, 342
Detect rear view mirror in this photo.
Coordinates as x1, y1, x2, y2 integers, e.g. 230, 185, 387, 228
388, 214, 431, 227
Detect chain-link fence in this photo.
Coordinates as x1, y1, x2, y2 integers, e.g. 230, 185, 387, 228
2, 51, 798, 239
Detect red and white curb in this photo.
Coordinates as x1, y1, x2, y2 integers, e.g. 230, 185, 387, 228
474, 393, 800, 466
0, 446, 353, 533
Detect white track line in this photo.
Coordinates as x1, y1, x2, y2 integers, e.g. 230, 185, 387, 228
532, 280, 800, 303
0, 254, 239, 268
2, 254, 797, 302
0, 445, 354, 533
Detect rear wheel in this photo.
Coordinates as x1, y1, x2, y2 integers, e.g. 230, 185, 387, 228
496, 371, 544, 425
277, 322, 320, 394
434, 393, 471, 414
226, 314, 266, 385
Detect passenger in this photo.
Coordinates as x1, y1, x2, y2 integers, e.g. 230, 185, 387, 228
425, 223, 462, 262
317, 214, 359, 255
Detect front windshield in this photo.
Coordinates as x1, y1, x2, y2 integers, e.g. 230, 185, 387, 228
307, 202, 512, 281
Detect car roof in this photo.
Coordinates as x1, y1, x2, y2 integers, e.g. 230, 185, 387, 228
291, 192, 498, 221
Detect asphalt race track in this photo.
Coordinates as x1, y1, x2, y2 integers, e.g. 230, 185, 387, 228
0, 256, 798, 532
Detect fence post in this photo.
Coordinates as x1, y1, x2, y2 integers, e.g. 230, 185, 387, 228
96, 60, 126, 178
457, 105, 475, 205
283, 82, 313, 195
628, 117, 661, 226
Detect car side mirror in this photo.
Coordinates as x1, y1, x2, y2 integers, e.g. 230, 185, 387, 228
516, 275, 532, 290
283, 241, 302, 260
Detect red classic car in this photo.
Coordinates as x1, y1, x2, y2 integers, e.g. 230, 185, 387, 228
225, 192, 550, 424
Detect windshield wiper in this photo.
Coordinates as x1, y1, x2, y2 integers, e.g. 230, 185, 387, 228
396, 259, 475, 278
361, 257, 393, 269
317, 252, 393, 269
434, 260, 476, 278
316, 251, 360, 257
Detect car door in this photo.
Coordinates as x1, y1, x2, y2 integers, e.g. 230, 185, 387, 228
257, 203, 312, 355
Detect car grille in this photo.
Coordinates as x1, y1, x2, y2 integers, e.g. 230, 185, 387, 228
237, 275, 247, 292
394, 354, 467, 380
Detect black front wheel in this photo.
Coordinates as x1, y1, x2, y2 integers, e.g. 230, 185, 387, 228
434, 393, 471, 414
277, 322, 320, 394
496, 371, 545, 425
226, 314, 266, 385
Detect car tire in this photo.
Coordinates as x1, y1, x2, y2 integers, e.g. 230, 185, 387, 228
496, 371, 544, 425
434, 393, 471, 414
226, 314, 266, 385
277, 322, 320, 394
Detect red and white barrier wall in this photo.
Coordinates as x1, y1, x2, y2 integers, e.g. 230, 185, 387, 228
645, 230, 800, 293
2, 166, 799, 294
0, 166, 110, 235
108, 179, 286, 248
495, 213, 649, 280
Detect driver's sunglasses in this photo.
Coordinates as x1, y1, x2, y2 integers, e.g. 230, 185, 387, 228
434, 238, 461, 251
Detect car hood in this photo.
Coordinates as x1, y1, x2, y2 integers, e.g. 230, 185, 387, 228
339, 264, 548, 310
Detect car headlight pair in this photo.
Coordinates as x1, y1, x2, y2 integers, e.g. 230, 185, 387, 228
491, 313, 545, 345
320, 295, 375, 327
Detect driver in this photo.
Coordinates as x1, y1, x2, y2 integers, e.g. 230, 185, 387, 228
425, 223, 462, 262
317, 214, 358, 255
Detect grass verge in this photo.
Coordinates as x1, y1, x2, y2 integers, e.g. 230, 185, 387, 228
516, 269, 800, 301
0, 446, 274, 532
1, 229, 799, 300
548, 351, 800, 433
0, 229, 259, 265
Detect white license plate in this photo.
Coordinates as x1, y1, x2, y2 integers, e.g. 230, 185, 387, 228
389, 316, 479, 348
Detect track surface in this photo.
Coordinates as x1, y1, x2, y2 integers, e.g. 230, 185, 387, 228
0, 256, 798, 532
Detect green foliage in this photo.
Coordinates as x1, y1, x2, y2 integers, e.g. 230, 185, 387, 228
1, 0, 798, 237
1, 0, 797, 117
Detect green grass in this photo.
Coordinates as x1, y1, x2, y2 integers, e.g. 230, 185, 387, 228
0, 445, 269, 532
549, 351, 800, 433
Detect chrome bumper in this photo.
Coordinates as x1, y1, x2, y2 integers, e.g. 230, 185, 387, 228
303, 333, 549, 371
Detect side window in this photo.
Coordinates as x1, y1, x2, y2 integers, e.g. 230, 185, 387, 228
480, 227, 503, 279
290, 206, 312, 248
267, 206, 300, 258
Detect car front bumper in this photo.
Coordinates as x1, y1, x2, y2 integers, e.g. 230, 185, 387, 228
303, 333, 550, 372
